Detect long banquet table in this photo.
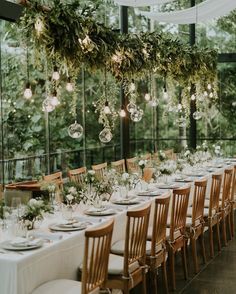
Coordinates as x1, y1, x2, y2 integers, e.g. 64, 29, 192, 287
0, 159, 234, 294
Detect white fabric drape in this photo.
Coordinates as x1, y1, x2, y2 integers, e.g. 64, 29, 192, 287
114, 0, 174, 7
138, 0, 236, 24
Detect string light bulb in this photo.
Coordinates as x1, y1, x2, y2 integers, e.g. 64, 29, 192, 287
103, 101, 111, 114
129, 81, 136, 92
209, 92, 214, 98
119, 106, 126, 117
191, 94, 196, 101
35, 17, 44, 36
163, 83, 169, 100
66, 78, 74, 92
144, 93, 151, 101
207, 83, 212, 90
50, 90, 59, 106
52, 66, 60, 81
23, 82, 32, 99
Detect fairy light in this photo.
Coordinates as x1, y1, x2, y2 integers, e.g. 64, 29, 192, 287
66, 77, 74, 92
144, 93, 151, 101
103, 100, 111, 114
52, 66, 60, 81
119, 106, 126, 117
24, 82, 32, 99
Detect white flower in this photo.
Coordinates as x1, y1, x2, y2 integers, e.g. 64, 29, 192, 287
66, 194, 74, 202
122, 173, 129, 181
29, 199, 39, 206
68, 187, 77, 195
184, 150, 191, 157
88, 170, 95, 175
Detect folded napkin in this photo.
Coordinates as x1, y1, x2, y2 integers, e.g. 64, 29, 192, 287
31, 231, 63, 241
10, 237, 42, 247
137, 190, 161, 196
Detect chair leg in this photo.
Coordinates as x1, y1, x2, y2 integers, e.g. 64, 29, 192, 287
209, 225, 214, 258
169, 249, 176, 290
222, 216, 227, 246
216, 221, 222, 252
142, 269, 147, 294
162, 258, 169, 294
181, 242, 188, 280
231, 207, 235, 238
227, 213, 232, 240
199, 233, 207, 264
149, 268, 157, 294
191, 237, 198, 274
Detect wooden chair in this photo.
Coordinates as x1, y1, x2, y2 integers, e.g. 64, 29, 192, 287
43, 172, 63, 191
141, 153, 152, 161
186, 179, 207, 273
164, 149, 174, 160
111, 159, 126, 173
0, 184, 3, 200
143, 168, 155, 183
91, 162, 107, 180
106, 204, 151, 294
32, 219, 114, 294
167, 186, 190, 290
146, 193, 171, 294
68, 167, 87, 185
220, 168, 233, 245
230, 165, 236, 237
204, 174, 222, 258
126, 157, 139, 174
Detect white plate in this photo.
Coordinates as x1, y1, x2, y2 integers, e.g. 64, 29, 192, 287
84, 208, 116, 216
49, 222, 87, 232
112, 198, 140, 205
1, 239, 43, 251
137, 190, 162, 196
156, 183, 180, 189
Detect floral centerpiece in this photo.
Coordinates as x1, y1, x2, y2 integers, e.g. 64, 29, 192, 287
21, 198, 53, 230
158, 150, 166, 162
62, 181, 88, 205
159, 160, 177, 175
213, 144, 222, 157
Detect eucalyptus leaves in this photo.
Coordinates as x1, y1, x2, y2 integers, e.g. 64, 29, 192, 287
19, 0, 218, 89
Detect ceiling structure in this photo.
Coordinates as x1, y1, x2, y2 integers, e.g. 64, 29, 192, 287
114, 0, 236, 24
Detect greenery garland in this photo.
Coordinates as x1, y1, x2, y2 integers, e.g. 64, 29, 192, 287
18, 0, 218, 93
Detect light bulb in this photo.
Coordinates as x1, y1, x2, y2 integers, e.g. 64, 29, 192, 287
119, 108, 126, 117
129, 82, 135, 92
144, 93, 151, 101
35, 18, 44, 35
204, 91, 208, 97
207, 83, 212, 90
42, 97, 55, 112
52, 67, 60, 81
51, 96, 59, 106
23, 83, 32, 99
163, 91, 169, 100
191, 94, 196, 101
66, 82, 74, 92
232, 101, 236, 107
104, 101, 111, 114
209, 92, 214, 98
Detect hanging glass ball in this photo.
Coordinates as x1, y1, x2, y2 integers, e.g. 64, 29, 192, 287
127, 102, 137, 113
193, 111, 202, 120
50, 95, 60, 106
130, 108, 143, 122
68, 121, 83, 139
42, 97, 55, 112
99, 128, 113, 143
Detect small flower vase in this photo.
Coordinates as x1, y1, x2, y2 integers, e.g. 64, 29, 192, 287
93, 197, 104, 211
26, 219, 35, 230
62, 204, 73, 221
49, 192, 56, 205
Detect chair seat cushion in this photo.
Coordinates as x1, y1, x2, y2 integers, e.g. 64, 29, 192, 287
166, 227, 181, 240
32, 279, 84, 294
108, 254, 139, 275
111, 239, 152, 256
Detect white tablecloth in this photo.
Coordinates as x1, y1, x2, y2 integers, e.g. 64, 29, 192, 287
0, 160, 233, 294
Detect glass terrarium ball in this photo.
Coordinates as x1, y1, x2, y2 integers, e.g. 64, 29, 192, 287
126, 102, 137, 113
68, 121, 83, 139
42, 97, 55, 112
99, 128, 113, 143
193, 111, 202, 120
130, 108, 143, 122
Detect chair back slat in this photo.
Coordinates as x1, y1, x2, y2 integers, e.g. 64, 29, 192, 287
151, 193, 170, 256
231, 165, 236, 202
209, 174, 222, 217
92, 162, 107, 180
170, 186, 190, 241
192, 179, 207, 225
68, 167, 87, 184
43, 172, 63, 197
221, 168, 233, 207
111, 159, 126, 173
164, 149, 174, 160
123, 204, 151, 277
126, 157, 139, 174
82, 219, 114, 294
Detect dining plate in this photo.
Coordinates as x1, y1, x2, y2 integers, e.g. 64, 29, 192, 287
137, 190, 162, 196
1, 239, 43, 251
84, 208, 116, 216
111, 198, 140, 205
156, 183, 180, 189
49, 222, 87, 232
175, 178, 193, 183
